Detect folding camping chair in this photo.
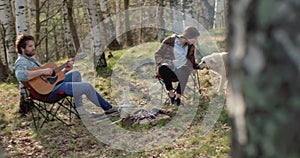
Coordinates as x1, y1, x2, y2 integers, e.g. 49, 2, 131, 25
22, 88, 80, 130
155, 74, 178, 105
155, 71, 201, 105
134, 58, 201, 106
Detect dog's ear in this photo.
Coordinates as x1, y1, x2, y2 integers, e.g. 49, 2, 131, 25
199, 60, 206, 64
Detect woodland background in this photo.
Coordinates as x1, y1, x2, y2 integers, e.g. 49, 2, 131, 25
0, 0, 227, 80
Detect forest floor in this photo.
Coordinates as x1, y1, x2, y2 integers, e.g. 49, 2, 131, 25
0, 29, 230, 158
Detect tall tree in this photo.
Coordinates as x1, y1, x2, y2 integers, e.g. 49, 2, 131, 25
87, 0, 105, 69
66, 0, 80, 54
0, 0, 16, 75
138, 0, 145, 44
115, 0, 123, 46
27, 0, 34, 34
212, 0, 227, 28
228, 0, 300, 157
156, 0, 165, 41
99, 0, 115, 41
79, 0, 92, 29
44, 0, 50, 62
197, 0, 214, 29
0, 24, 9, 80
34, 0, 41, 44
212, 0, 219, 29
170, 0, 180, 21
123, 0, 133, 47
15, 0, 27, 34
62, 0, 75, 58
98, 0, 121, 67
181, 0, 194, 19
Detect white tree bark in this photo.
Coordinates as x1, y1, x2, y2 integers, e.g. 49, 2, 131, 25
156, 0, 165, 41
99, 0, 114, 43
115, 0, 123, 45
88, 0, 103, 68
213, 0, 218, 29
15, 0, 27, 34
0, 0, 17, 73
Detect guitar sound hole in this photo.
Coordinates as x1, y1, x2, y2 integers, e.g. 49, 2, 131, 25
51, 71, 56, 76
47, 76, 58, 84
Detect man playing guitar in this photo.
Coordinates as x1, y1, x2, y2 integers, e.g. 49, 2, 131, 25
14, 33, 119, 116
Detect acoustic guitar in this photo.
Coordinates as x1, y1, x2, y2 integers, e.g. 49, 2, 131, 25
22, 53, 87, 95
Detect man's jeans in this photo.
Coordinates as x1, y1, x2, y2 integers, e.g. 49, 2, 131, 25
48, 71, 112, 110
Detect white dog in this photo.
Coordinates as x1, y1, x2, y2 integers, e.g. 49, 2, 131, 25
199, 52, 228, 92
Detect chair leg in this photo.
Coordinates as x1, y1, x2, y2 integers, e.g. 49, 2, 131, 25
35, 102, 52, 128
30, 105, 38, 130
45, 102, 71, 126
30, 102, 49, 129
55, 97, 80, 122
65, 97, 80, 119
30, 99, 75, 129
195, 71, 202, 94
158, 78, 173, 105
26, 93, 79, 129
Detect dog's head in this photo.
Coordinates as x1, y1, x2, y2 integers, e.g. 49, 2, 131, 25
198, 60, 208, 69
199, 55, 217, 69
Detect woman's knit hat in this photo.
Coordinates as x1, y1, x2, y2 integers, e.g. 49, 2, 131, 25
182, 26, 200, 39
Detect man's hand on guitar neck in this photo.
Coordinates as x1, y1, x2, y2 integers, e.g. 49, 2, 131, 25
63, 60, 74, 73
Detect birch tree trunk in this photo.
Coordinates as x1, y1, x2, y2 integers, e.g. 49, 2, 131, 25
138, 0, 145, 44
212, 0, 218, 29
15, 0, 27, 34
213, 0, 227, 29
0, 0, 16, 74
156, 0, 165, 42
228, 0, 300, 157
88, 0, 103, 69
115, 0, 123, 47
98, 0, 122, 67
99, 0, 114, 41
124, 0, 132, 47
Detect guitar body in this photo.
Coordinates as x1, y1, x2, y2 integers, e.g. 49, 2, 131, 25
23, 62, 65, 95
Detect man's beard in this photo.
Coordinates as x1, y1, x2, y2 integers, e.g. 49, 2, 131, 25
25, 51, 34, 57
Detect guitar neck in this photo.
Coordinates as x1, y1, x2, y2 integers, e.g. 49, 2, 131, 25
54, 63, 67, 73
53, 58, 74, 73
